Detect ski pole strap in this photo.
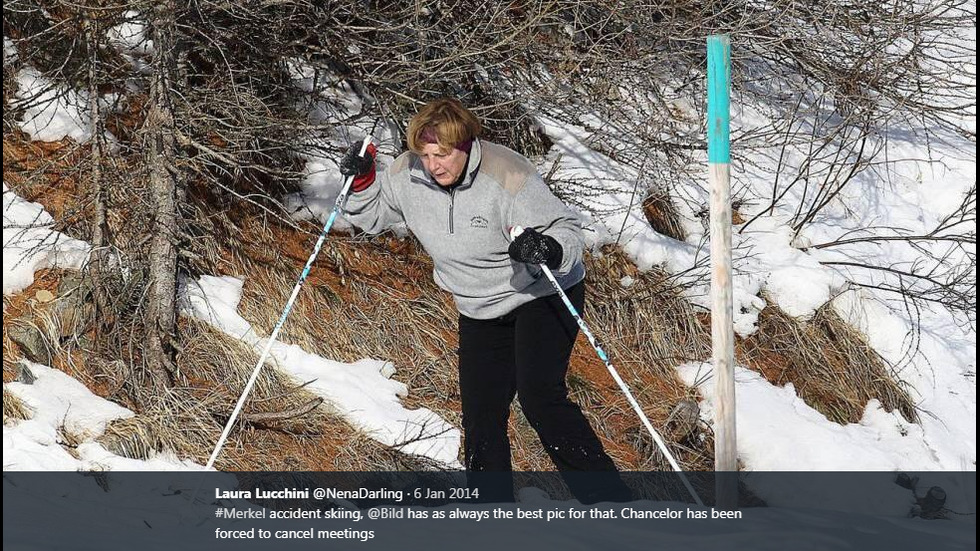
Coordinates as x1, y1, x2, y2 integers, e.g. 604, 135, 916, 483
509, 226, 704, 507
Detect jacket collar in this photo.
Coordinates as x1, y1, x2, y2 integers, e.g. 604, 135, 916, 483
410, 138, 483, 191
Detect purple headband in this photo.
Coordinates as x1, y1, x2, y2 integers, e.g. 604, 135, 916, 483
420, 127, 473, 154
455, 139, 473, 154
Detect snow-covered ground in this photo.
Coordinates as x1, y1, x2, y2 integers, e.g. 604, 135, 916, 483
3, 183, 90, 295
530, 112, 976, 472
4, 360, 199, 470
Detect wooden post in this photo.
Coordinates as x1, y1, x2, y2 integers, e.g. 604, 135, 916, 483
707, 34, 738, 509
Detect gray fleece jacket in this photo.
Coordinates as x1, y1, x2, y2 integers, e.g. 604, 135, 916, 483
343, 138, 585, 320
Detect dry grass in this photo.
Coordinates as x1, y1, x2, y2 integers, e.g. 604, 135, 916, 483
643, 191, 688, 241
3, 387, 33, 424
3, 268, 70, 379
3, 295, 26, 382
737, 300, 918, 424
97, 317, 404, 471
577, 246, 715, 470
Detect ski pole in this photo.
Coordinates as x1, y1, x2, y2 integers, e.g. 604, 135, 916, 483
204, 136, 374, 470
510, 226, 704, 506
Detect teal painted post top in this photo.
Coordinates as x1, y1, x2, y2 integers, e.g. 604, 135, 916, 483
707, 34, 731, 164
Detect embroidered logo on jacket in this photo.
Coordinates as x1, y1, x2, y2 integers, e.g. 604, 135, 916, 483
470, 216, 489, 229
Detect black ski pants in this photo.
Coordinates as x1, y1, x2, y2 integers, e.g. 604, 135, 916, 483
458, 280, 630, 502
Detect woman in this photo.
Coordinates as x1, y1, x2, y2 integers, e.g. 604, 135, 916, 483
341, 98, 629, 503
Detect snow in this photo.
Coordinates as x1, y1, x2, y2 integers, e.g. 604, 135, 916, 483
12, 62, 120, 144
14, 67, 96, 143
3, 360, 199, 471
3, 182, 91, 295
4, 36, 17, 65
676, 362, 939, 472
180, 275, 461, 468
833, 290, 977, 470
732, 215, 845, 319
107, 11, 151, 54
8, 361, 133, 442
676, 361, 976, 515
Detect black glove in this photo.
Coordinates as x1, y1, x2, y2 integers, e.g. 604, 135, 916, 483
339, 141, 376, 177
508, 228, 563, 270
339, 141, 377, 192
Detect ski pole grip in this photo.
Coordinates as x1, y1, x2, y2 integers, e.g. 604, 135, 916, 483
358, 136, 373, 157
509, 225, 525, 241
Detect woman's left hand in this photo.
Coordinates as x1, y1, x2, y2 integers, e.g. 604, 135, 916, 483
508, 228, 563, 270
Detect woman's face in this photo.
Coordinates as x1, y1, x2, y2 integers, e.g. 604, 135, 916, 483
419, 142, 469, 187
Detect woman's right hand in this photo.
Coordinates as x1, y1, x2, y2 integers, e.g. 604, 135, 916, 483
339, 141, 378, 191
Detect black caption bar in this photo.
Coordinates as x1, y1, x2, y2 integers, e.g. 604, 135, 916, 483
3, 472, 974, 550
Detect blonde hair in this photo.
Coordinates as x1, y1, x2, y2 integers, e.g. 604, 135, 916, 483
407, 98, 482, 154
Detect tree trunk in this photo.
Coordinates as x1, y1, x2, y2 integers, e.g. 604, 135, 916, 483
85, 15, 112, 348
142, 1, 180, 392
